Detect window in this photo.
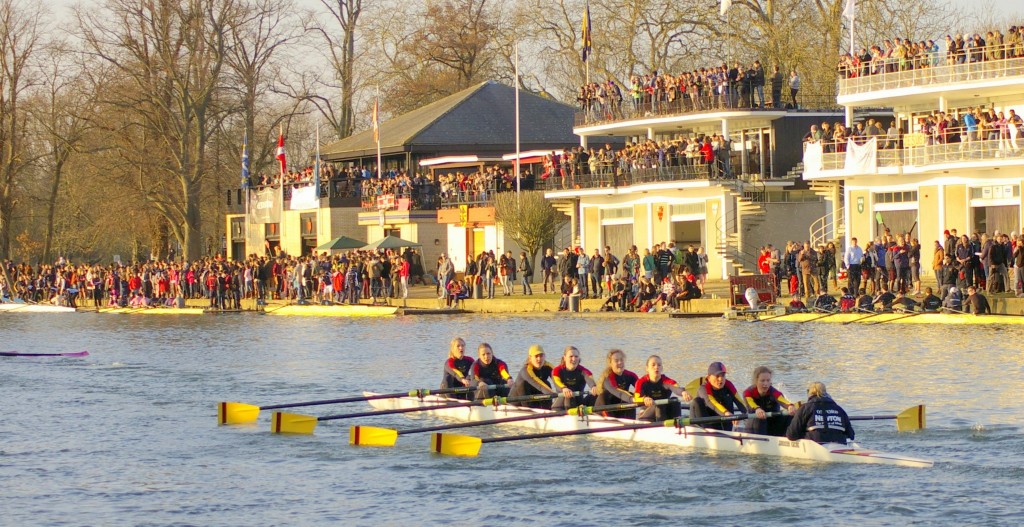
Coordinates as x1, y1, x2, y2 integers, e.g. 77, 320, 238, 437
670, 203, 706, 216
970, 185, 1019, 200
601, 207, 634, 220
873, 191, 917, 204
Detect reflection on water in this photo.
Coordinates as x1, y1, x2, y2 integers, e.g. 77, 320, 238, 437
1, 313, 1022, 525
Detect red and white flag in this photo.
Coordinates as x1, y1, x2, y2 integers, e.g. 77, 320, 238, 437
372, 97, 380, 144
276, 130, 287, 175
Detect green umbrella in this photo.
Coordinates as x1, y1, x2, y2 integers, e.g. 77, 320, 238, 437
317, 236, 367, 251
361, 235, 422, 251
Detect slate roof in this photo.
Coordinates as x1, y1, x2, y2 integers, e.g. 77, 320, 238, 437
321, 81, 577, 160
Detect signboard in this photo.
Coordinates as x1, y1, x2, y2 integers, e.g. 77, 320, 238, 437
857, 196, 864, 213
251, 188, 280, 223
459, 205, 469, 227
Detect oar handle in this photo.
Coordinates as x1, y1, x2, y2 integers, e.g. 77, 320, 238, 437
849, 415, 896, 421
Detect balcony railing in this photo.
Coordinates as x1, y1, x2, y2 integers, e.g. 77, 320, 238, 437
815, 136, 1023, 172
838, 51, 1024, 97
574, 93, 839, 127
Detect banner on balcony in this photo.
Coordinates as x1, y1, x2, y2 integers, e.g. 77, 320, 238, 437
250, 188, 281, 223
845, 137, 877, 174
802, 142, 824, 173
290, 184, 319, 210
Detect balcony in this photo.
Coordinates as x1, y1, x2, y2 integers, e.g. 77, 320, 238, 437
837, 51, 1024, 106
574, 94, 839, 129
804, 133, 1024, 179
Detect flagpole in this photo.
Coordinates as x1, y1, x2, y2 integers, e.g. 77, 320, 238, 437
375, 86, 382, 181
515, 41, 521, 208
315, 119, 322, 242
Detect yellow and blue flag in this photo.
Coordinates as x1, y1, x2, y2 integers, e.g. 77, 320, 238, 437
581, 1, 592, 62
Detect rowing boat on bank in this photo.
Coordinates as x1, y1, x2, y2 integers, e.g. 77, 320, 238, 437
90, 307, 207, 315
365, 392, 933, 468
741, 311, 1024, 325
0, 303, 76, 314
265, 305, 398, 317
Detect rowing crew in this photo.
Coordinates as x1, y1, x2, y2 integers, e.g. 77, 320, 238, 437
439, 337, 855, 444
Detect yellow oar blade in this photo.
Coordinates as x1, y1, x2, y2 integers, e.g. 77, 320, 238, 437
430, 433, 482, 457
218, 402, 260, 425
270, 412, 318, 434
350, 426, 398, 447
896, 404, 926, 432
684, 377, 703, 399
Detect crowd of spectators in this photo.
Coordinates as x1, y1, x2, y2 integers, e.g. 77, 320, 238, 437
838, 25, 1024, 78
578, 61, 803, 120
802, 106, 1023, 157
0, 248, 433, 309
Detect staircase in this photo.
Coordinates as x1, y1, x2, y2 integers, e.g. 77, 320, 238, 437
782, 161, 805, 180
808, 180, 845, 247
550, 199, 579, 247
715, 181, 768, 276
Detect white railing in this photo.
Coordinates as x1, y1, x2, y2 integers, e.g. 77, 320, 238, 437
809, 206, 844, 248
838, 54, 1024, 96
818, 137, 1023, 171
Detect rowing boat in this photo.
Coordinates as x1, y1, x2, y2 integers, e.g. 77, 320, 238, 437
92, 307, 206, 315
748, 311, 1024, 325
365, 392, 933, 468
0, 351, 89, 357
265, 305, 398, 317
0, 303, 77, 314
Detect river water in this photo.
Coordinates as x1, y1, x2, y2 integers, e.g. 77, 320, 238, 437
2, 313, 1022, 526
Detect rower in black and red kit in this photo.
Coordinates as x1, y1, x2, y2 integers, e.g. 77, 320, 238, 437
551, 346, 597, 410
689, 361, 748, 430
471, 342, 513, 400
441, 337, 474, 400
593, 349, 639, 418
634, 355, 691, 421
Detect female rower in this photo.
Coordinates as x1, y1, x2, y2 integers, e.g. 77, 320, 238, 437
635, 355, 692, 421
441, 337, 474, 400
551, 346, 597, 410
593, 349, 639, 418
742, 366, 795, 436
508, 345, 557, 409
471, 343, 514, 400
689, 361, 747, 430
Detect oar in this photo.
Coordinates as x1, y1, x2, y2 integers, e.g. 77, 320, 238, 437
799, 307, 839, 323
217, 385, 490, 425
272, 393, 558, 434
683, 376, 702, 398
841, 307, 883, 325
431, 412, 780, 456
865, 309, 921, 325
753, 309, 798, 322
850, 405, 926, 432
259, 301, 293, 315
0, 350, 90, 358
350, 399, 665, 447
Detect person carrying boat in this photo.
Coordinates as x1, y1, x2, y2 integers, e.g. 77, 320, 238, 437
635, 355, 691, 421
594, 349, 640, 418
441, 337, 475, 400
509, 345, 557, 409
786, 381, 854, 444
471, 343, 514, 400
690, 361, 747, 431
551, 346, 598, 410
742, 366, 795, 436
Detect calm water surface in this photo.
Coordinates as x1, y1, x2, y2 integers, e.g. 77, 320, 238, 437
2, 313, 1022, 526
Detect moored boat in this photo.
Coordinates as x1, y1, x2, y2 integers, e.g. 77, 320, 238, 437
745, 311, 1024, 325
0, 303, 77, 314
265, 304, 398, 317
365, 392, 933, 468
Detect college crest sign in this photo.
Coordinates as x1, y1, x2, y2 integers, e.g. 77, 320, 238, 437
856, 196, 864, 214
